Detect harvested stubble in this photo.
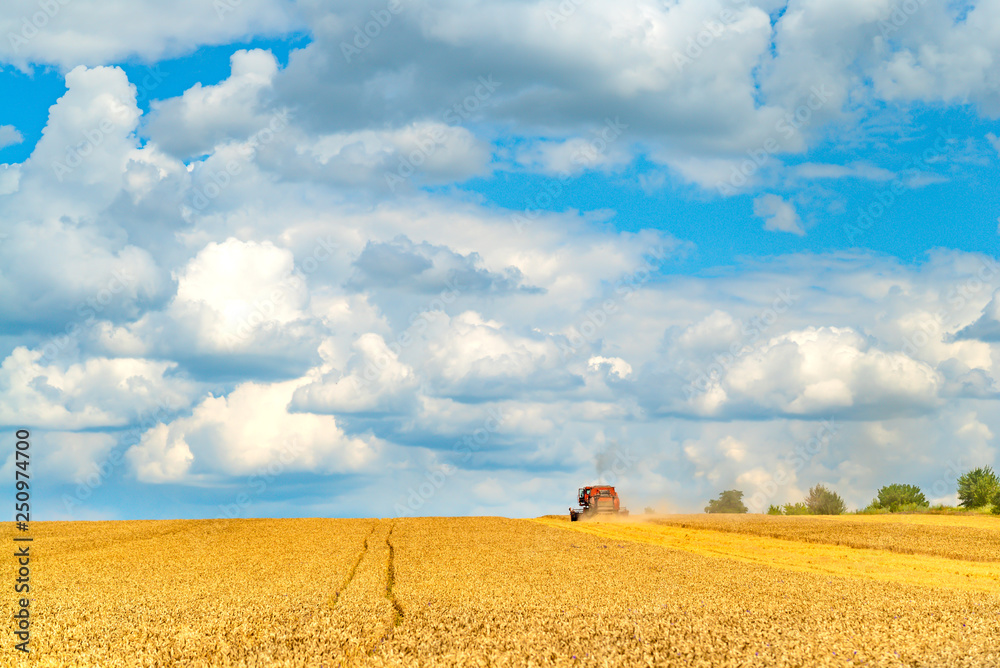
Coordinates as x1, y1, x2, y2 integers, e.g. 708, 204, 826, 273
3, 515, 999, 667
642, 512, 1000, 562
374, 517, 1000, 667
541, 516, 1000, 593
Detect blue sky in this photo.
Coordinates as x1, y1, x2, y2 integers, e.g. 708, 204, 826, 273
1, 0, 1000, 520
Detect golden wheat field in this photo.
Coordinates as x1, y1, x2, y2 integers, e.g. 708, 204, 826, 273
640, 512, 1000, 562
3, 515, 999, 667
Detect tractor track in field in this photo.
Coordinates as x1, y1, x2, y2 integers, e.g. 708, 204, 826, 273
385, 523, 404, 628
331, 521, 378, 608
369, 522, 405, 654
327, 520, 405, 655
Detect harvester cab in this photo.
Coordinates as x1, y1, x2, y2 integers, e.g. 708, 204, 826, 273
569, 485, 629, 521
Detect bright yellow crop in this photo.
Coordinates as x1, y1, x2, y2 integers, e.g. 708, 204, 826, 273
633, 512, 1000, 562
3, 515, 998, 667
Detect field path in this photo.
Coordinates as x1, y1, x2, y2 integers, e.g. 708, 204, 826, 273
327, 519, 399, 660
536, 516, 1000, 593
332, 522, 378, 607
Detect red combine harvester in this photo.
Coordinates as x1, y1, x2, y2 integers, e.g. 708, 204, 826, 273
569, 486, 629, 521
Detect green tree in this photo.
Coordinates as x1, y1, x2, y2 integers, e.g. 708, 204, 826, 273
704, 490, 748, 514
992, 489, 1000, 516
805, 484, 846, 515
873, 483, 928, 512
766, 504, 783, 515
957, 467, 1000, 508
782, 502, 812, 515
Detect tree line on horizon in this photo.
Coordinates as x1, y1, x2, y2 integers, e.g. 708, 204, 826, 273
703, 466, 1000, 515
